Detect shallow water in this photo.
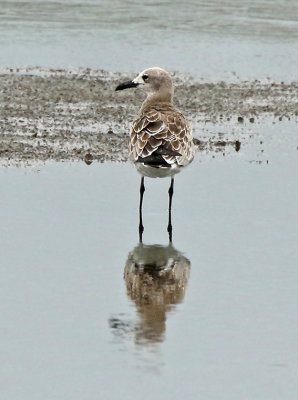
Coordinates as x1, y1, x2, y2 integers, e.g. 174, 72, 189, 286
1, 0, 298, 80
1, 1, 298, 398
1, 120, 298, 399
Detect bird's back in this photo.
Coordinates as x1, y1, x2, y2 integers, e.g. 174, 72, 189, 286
130, 103, 194, 175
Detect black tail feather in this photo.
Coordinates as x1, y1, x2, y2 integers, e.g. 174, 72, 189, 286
136, 145, 182, 167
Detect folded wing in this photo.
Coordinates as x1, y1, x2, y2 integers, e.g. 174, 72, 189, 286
130, 107, 194, 167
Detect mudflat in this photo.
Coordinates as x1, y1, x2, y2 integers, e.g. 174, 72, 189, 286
1, 67, 297, 166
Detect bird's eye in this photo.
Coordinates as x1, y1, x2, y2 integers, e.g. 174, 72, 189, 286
142, 74, 149, 81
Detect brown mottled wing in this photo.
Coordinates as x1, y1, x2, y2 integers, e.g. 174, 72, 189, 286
130, 107, 194, 166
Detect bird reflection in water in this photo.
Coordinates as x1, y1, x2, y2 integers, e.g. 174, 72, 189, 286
123, 242, 191, 345
109, 174, 191, 347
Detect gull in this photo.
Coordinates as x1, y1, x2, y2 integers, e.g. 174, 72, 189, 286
116, 67, 194, 241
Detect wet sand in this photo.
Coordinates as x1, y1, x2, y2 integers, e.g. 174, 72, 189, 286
0, 67, 297, 166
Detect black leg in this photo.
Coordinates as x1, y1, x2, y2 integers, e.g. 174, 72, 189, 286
139, 176, 145, 242
167, 177, 174, 242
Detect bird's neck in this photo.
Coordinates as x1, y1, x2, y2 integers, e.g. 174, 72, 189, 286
141, 90, 173, 111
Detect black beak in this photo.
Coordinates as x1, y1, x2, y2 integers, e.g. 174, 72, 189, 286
115, 80, 139, 91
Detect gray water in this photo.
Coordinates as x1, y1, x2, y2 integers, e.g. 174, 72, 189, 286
1, 1, 298, 399
1, 121, 298, 399
1, 0, 298, 80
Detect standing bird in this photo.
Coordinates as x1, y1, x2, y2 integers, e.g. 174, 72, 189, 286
116, 67, 194, 242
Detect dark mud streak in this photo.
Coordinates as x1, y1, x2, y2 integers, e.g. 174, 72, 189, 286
0, 68, 297, 166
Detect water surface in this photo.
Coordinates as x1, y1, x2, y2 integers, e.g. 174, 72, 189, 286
1, 121, 298, 399
1, 1, 298, 398
1, 0, 298, 80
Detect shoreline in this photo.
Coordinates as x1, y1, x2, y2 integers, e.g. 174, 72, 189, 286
1, 67, 297, 166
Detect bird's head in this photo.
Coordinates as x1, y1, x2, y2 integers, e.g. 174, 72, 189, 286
115, 67, 173, 96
